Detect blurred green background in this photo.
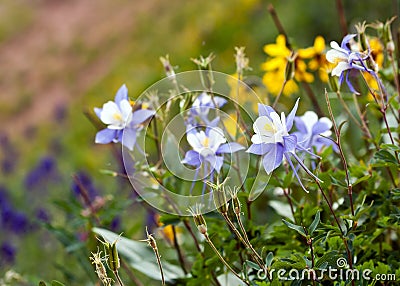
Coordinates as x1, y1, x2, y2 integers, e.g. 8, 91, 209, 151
0, 0, 397, 284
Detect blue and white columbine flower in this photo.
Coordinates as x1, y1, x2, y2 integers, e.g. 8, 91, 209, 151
182, 127, 244, 174
189, 92, 227, 125
326, 34, 373, 94
94, 84, 155, 151
247, 99, 320, 191
294, 111, 336, 152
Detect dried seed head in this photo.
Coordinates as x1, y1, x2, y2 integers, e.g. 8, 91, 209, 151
234, 46, 251, 76
188, 204, 208, 235
160, 55, 176, 79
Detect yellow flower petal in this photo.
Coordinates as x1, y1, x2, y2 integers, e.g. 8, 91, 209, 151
314, 36, 326, 53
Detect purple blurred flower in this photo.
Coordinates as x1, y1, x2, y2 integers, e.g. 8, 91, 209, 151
71, 171, 99, 201
247, 99, 320, 192
0, 242, 16, 265
24, 156, 58, 190
36, 208, 51, 223
94, 84, 155, 151
326, 34, 373, 94
181, 126, 244, 174
294, 111, 336, 152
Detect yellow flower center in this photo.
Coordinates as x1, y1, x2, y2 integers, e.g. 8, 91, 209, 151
202, 137, 210, 147
264, 123, 276, 133
113, 113, 122, 121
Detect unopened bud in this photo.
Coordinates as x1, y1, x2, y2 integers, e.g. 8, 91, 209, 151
328, 73, 340, 93
96, 237, 121, 272
285, 52, 297, 82
213, 188, 229, 214
188, 204, 208, 235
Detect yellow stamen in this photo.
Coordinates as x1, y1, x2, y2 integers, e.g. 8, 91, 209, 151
264, 123, 276, 133
202, 137, 210, 147
113, 113, 122, 121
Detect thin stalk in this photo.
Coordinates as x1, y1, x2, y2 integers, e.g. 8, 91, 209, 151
335, 0, 348, 37
120, 258, 144, 286
222, 213, 264, 269
113, 271, 125, 286
325, 90, 354, 216
283, 188, 297, 223
267, 4, 291, 49
272, 79, 287, 109
172, 225, 188, 274
204, 233, 250, 285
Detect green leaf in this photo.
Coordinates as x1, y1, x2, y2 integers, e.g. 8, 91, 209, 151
314, 251, 341, 268
248, 165, 272, 201
51, 281, 65, 286
245, 260, 261, 270
265, 252, 274, 267
308, 210, 320, 235
282, 219, 306, 237
92, 228, 185, 282
38, 282, 47, 286
372, 149, 398, 167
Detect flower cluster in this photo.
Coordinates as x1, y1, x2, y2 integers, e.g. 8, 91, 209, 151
247, 99, 329, 191
262, 35, 330, 96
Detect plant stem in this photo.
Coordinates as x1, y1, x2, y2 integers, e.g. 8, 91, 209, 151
267, 4, 291, 49
113, 271, 125, 286
325, 90, 354, 216
335, 0, 348, 37
120, 258, 144, 286
204, 233, 250, 285
172, 225, 188, 274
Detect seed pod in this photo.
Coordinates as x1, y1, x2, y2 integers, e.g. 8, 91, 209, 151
213, 188, 229, 214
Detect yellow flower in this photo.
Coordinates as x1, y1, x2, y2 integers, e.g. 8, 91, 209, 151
298, 36, 330, 82
261, 35, 314, 96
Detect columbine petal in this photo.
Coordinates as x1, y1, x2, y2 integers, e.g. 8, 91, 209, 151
332, 61, 351, 77
253, 116, 274, 137
205, 155, 224, 173
312, 117, 332, 135
283, 135, 297, 153
208, 128, 226, 152
181, 150, 201, 167
114, 84, 128, 104
340, 34, 357, 49
130, 109, 155, 125
326, 48, 348, 63
246, 143, 272, 155
119, 100, 133, 122
257, 103, 275, 118
262, 144, 284, 174
100, 101, 122, 126
286, 98, 299, 131
94, 107, 102, 119
121, 127, 137, 151
187, 132, 203, 150
217, 142, 245, 154
95, 128, 117, 144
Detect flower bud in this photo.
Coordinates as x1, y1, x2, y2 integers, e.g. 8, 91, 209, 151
328, 73, 340, 93
285, 52, 297, 82
188, 205, 208, 235
213, 188, 229, 214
